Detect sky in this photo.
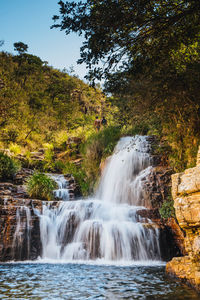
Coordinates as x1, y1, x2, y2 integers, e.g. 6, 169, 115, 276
0, 0, 87, 79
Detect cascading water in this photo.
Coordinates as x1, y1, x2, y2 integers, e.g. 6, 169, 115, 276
35, 136, 161, 262
12, 205, 32, 260
49, 174, 69, 201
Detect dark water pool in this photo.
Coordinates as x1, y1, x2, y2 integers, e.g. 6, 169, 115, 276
0, 263, 199, 299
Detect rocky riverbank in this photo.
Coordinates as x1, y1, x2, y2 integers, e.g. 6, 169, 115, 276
166, 148, 200, 292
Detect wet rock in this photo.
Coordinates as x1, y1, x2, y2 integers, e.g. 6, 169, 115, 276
141, 166, 173, 209
64, 174, 81, 198
13, 168, 33, 185
0, 198, 41, 261
137, 209, 184, 261
0, 197, 62, 261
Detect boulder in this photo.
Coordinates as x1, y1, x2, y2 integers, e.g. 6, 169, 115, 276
166, 147, 200, 292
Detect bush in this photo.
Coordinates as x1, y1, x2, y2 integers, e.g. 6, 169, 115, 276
54, 160, 65, 172
64, 162, 90, 196
0, 152, 20, 181
159, 200, 175, 219
43, 143, 55, 171
26, 172, 57, 200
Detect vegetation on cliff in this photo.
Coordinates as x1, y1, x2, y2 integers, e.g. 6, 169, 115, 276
54, 0, 200, 173
1, 0, 200, 196
0, 50, 107, 151
0, 48, 116, 193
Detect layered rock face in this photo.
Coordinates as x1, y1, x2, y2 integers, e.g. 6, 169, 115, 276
0, 198, 42, 261
166, 148, 200, 291
0, 168, 80, 261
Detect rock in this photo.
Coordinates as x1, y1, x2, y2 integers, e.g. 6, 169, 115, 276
13, 168, 33, 185
141, 166, 173, 208
0, 197, 62, 261
166, 257, 200, 291
64, 174, 81, 198
177, 166, 200, 195
137, 209, 184, 260
0, 198, 42, 261
166, 149, 200, 292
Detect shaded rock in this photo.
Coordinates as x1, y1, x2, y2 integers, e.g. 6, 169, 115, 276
13, 168, 33, 185
141, 166, 173, 209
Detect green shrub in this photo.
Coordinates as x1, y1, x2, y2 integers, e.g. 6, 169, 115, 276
122, 123, 150, 136
26, 172, 57, 201
43, 143, 55, 171
54, 160, 65, 172
0, 152, 20, 181
159, 200, 175, 219
64, 162, 90, 196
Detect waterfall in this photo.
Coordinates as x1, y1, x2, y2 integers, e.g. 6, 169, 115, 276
12, 205, 32, 260
49, 174, 69, 201
97, 136, 152, 205
36, 136, 161, 262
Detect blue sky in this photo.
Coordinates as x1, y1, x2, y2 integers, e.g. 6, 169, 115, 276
0, 0, 87, 79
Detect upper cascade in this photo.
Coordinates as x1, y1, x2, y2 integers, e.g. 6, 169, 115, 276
48, 174, 69, 201
97, 136, 152, 206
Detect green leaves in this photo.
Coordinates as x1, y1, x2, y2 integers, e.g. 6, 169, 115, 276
159, 200, 175, 219
13, 42, 28, 55
53, 0, 200, 81
26, 172, 57, 201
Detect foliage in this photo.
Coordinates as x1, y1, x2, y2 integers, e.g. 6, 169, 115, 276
159, 200, 176, 220
0, 51, 106, 152
54, 160, 66, 173
81, 126, 121, 188
53, 0, 200, 173
1, 2, 200, 194
26, 172, 57, 201
53, 0, 200, 81
13, 42, 28, 55
9, 143, 21, 155
0, 152, 20, 181
43, 143, 55, 170
64, 162, 90, 196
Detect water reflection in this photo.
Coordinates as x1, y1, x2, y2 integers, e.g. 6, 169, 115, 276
0, 263, 199, 299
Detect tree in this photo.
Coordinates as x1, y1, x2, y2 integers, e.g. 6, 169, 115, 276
52, 0, 200, 171
13, 42, 28, 55
52, 0, 200, 81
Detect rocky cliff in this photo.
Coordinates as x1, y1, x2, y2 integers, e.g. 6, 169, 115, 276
0, 197, 42, 261
166, 148, 200, 292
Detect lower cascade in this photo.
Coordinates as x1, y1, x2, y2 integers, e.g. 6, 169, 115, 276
33, 136, 161, 262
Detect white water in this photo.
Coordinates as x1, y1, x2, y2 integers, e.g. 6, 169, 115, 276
34, 136, 161, 262
49, 174, 69, 201
12, 206, 31, 260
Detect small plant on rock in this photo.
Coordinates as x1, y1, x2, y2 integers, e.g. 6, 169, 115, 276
26, 172, 57, 201
159, 200, 175, 219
